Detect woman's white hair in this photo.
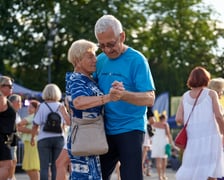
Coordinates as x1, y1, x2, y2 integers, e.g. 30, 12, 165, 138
208, 77, 224, 93
94, 15, 123, 39
67, 39, 98, 67
42, 83, 62, 101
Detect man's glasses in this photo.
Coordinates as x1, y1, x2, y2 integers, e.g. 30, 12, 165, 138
1, 84, 13, 89
98, 37, 120, 50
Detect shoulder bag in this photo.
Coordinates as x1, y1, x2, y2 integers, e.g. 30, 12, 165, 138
175, 89, 203, 150
71, 115, 108, 156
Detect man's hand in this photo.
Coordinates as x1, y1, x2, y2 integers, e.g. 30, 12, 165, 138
109, 81, 125, 101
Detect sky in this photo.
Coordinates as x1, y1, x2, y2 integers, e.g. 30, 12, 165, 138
203, 0, 224, 54
203, 0, 224, 21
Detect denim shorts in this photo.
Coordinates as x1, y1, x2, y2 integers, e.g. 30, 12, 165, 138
10, 146, 17, 160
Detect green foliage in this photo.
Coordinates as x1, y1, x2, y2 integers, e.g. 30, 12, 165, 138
139, 0, 222, 96
0, 0, 223, 96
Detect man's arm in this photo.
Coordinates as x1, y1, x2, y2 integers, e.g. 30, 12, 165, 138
121, 91, 155, 106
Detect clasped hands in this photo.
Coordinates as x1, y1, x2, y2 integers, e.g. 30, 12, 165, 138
109, 81, 125, 101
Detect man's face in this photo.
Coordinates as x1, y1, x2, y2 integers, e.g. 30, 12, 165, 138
97, 27, 124, 59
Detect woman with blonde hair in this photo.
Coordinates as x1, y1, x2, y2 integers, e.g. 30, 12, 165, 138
208, 77, 224, 99
0, 76, 16, 180
208, 77, 224, 180
31, 83, 69, 180
151, 113, 173, 180
65, 39, 124, 180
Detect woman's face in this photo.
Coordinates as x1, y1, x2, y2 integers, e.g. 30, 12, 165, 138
11, 97, 22, 111
0, 79, 13, 97
217, 89, 224, 99
28, 104, 36, 114
76, 51, 97, 76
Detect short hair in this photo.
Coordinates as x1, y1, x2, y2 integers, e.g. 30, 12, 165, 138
0, 76, 13, 86
67, 39, 98, 67
42, 83, 62, 101
29, 100, 40, 109
187, 66, 210, 88
94, 15, 123, 39
208, 77, 224, 93
8, 94, 21, 103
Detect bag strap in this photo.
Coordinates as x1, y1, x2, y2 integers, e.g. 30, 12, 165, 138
55, 105, 60, 112
44, 102, 54, 112
44, 102, 60, 113
185, 88, 203, 126
73, 115, 102, 125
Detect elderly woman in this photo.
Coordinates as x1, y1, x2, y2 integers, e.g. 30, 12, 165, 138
65, 39, 124, 180
208, 78, 224, 180
31, 83, 68, 180
208, 77, 224, 99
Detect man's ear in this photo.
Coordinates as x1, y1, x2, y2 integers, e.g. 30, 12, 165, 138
120, 31, 125, 42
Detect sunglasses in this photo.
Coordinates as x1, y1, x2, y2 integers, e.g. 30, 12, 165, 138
1, 84, 13, 89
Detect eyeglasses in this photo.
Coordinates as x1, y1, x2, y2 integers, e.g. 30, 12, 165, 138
1, 84, 13, 89
98, 36, 120, 50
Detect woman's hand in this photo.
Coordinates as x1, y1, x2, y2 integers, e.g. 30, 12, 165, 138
111, 81, 124, 91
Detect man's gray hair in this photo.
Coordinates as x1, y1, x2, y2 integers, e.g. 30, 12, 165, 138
94, 15, 123, 39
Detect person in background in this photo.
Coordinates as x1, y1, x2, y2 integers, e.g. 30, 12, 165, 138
142, 128, 151, 177
66, 39, 123, 180
208, 77, 224, 180
8, 94, 22, 180
0, 76, 13, 98
151, 113, 173, 180
31, 83, 67, 180
55, 97, 71, 180
175, 66, 224, 180
17, 100, 40, 180
142, 107, 155, 177
0, 76, 16, 180
94, 14, 155, 180
169, 147, 181, 171
208, 77, 224, 100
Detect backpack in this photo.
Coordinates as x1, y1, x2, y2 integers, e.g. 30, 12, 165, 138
43, 102, 62, 133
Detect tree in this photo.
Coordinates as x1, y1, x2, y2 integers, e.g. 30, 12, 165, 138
138, 0, 222, 96
0, 0, 148, 92
0, 0, 223, 96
